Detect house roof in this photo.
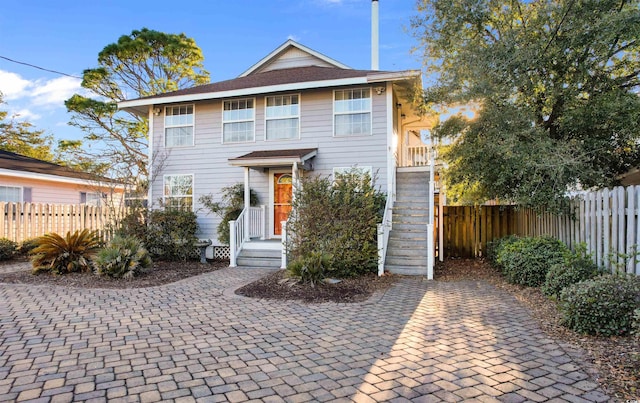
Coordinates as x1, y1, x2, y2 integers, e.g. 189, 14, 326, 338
228, 148, 318, 168
0, 150, 116, 184
239, 39, 351, 76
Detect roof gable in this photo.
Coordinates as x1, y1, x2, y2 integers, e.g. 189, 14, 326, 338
240, 40, 350, 77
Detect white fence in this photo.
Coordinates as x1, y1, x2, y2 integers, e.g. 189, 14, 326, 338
0, 202, 125, 243
519, 185, 640, 275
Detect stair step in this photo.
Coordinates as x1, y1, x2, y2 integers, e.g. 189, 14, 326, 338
385, 264, 429, 276
388, 238, 428, 249
385, 256, 428, 266
238, 249, 281, 259
236, 256, 281, 268
386, 249, 429, 258
389, 231, 428, 240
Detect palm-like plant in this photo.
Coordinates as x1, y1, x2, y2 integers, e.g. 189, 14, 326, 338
94, 235, 152, 279
30, 229, 100, 274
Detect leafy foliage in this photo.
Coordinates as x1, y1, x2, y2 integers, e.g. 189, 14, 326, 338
413, 0, 640, 209
496, 236, 569, 287
65, 28, 210, 179
632, 308, 640, 338
485, 235, 519, 266
94, 235, 152, 279
145, 209, 199, 261
0, 94, 55, 161
114, 208, 199, 261
0, 238, 17, 261
287, 170, 385, 278
542, 244, 601, 298
199, 184, 259, 245
287, 251, 333, 287
18, 239, 39, 257
559, 274, 640, 336
30, 230, 100, 275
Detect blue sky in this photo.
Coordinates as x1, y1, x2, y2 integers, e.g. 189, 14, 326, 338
0, 0, 423, 144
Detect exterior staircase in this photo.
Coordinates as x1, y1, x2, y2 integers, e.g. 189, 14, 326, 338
385, 170, 431, 276
236, 240, 282, 268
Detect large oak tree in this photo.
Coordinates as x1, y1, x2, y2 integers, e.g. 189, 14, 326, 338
65, 28, 210, 183
413, 0, 640, 209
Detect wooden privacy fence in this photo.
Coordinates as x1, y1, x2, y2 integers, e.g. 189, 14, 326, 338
442, 185, 640, 275
0, 202, 126, 244
442, 205, 519, 259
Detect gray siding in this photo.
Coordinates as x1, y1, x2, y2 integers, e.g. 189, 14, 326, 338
150, 85, 390, 244
255, 48, 335, 74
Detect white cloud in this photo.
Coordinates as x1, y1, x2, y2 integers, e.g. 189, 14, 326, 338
30, 76, 82, 107
11, 108, 41, 121
0, 70, 32, 100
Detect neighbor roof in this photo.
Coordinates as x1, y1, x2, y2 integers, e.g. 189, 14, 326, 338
0, 150, 112, 183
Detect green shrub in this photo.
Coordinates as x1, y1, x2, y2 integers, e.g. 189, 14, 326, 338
94, 235, 152, 279
497, 236, 569, 287
542, 244, 600, 298
145, 209, 199, 261
31, 230, 100, 274
287, 170, 385, 278
199, 184, 259, 245
18, 238, 39, 256
485, 235, 519, 266
632, 308, 640, 337
0, 238, 17, 261
559, 274, 640, 336
287, 252, 333, 287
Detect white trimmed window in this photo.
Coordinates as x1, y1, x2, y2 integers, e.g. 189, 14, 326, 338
163, 174, 193, 210
80, 192, 106, 206
265, 94, 299, 140
223, 98, 255, 143
165, 105, 194, 147
334, 88, 372, 136
0, 186, 22, 202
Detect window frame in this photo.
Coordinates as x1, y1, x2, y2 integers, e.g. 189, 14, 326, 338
0, 185, 23, 203
80, 191, 106, 206
222, 97, 256, 144
264, 94, 301, 141
164, 104, 195, 148
163, 174, 194, 211
333, 87, 373, 137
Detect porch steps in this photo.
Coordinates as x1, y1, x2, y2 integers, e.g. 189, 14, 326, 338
236, 242, 282, 269
385, 171, 431, 276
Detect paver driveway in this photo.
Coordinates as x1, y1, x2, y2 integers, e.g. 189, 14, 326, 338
0, 267, 609, 402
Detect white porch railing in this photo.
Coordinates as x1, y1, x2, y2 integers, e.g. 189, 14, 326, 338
281, 220, 288, 269
229, 206, 265, 267
400, 144, 432, 168
377, 166, 396, 276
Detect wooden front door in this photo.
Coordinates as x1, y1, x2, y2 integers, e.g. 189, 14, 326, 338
274, 173, 293, 235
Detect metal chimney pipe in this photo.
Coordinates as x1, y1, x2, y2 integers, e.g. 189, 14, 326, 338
371, 0, 379, 70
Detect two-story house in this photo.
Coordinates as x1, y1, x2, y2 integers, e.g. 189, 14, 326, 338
119, 40, 436, 277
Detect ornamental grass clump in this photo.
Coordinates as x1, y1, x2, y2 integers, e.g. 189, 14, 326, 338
94, 235, 152, 279
30, 229, 100, 275
559, 274, 640, 336
287, 251, 333, 287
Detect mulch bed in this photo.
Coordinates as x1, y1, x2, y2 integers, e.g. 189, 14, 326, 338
235, 270, 397, 303
436, 258, 639, 401
0, 260, 227, 289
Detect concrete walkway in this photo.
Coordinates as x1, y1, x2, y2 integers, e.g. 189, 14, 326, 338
0, 267, 609, 402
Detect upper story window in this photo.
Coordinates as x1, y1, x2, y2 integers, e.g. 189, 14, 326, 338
163, 174, 193, 211
334, 88, 372, 136
0, 186, 22, 202
265, 94, 300, 140
165, 105, 194, 147
223, 99, 255, 143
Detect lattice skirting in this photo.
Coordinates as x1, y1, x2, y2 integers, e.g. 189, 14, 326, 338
213, 245, 230, 260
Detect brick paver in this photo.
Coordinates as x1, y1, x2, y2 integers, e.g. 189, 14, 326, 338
0, 266, 608, 401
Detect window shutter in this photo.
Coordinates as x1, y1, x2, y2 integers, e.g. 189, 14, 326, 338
23, 187, 32, 203
79, 192, 87, 204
